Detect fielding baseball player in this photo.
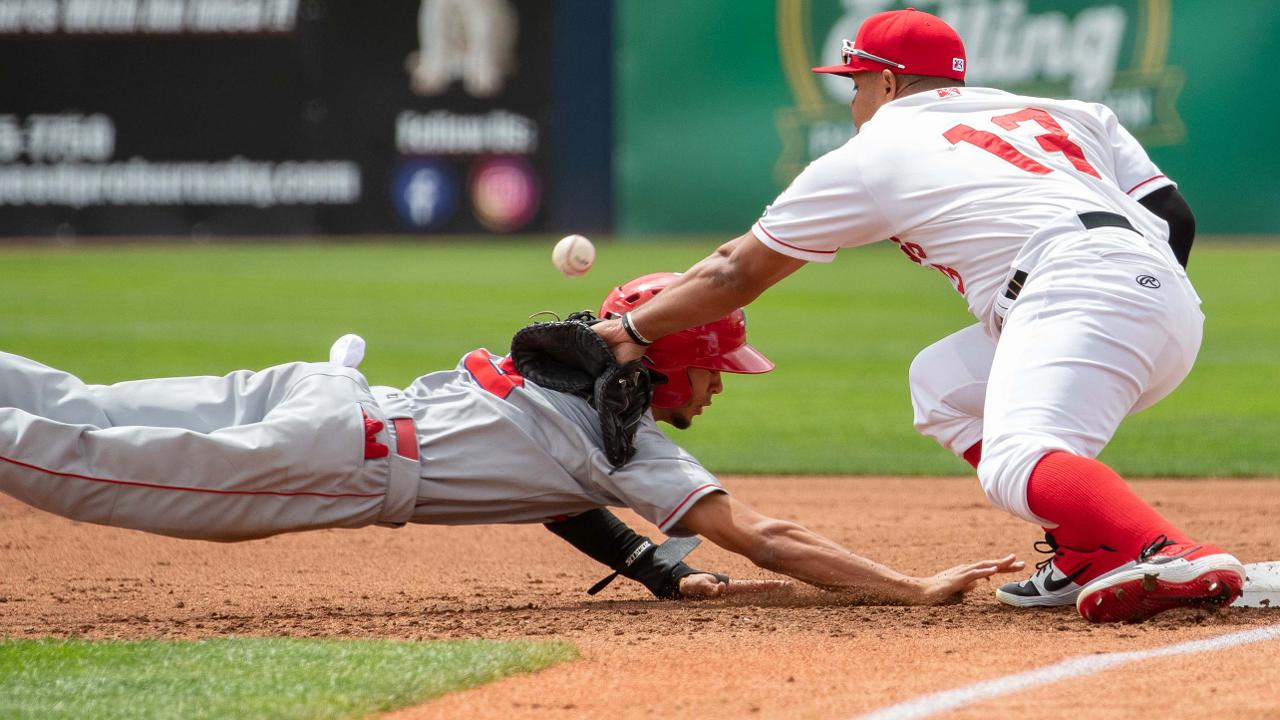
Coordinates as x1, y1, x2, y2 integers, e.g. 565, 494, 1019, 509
0, 273, 1022, 605
595, 9, 1244, 623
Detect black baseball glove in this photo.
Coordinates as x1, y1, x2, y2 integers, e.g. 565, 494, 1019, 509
510, 311, 653, 467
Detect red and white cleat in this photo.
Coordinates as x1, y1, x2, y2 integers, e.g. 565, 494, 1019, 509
1076, 536, 1245, 623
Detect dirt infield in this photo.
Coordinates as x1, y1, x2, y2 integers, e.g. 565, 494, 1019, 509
3, 476, 1279, 719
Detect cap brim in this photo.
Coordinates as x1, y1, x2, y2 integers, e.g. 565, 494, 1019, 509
811, 59, 883, 76
706, 343, 774, 374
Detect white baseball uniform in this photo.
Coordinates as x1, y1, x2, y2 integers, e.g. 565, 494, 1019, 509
752, 87, 1200, 525
0, 349, 722, 541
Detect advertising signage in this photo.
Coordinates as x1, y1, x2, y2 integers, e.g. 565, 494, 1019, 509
0, 0, 554, 237
618, 0, 1280, 235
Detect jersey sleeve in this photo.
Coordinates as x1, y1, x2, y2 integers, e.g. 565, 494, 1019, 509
591, 421, 724, 536
1097, 103, 1174, 199
751, 143, 892, 263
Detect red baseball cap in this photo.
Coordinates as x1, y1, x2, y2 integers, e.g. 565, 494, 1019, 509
812, 7, 966, 81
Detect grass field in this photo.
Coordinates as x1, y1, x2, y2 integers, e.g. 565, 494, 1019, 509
0, 638, 575, 720
1, 237, 1277, 476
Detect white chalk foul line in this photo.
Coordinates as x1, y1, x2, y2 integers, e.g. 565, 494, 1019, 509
855, 623, 1280, 720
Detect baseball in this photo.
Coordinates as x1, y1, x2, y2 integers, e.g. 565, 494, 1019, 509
552, 234, 595, 277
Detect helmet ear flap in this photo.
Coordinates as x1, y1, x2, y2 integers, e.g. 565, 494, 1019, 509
649, 367, 691, 408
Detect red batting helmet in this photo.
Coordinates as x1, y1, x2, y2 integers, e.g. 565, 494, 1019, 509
599, 272, 774, 408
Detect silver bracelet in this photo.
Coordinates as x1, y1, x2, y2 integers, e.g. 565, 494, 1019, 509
621, 312, 654, 346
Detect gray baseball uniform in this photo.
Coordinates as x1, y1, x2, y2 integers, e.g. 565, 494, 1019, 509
0, 348, 722, 542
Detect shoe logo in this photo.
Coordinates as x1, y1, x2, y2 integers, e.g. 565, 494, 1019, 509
1042, 563, 1090, 592
1136, 274, 1161, 289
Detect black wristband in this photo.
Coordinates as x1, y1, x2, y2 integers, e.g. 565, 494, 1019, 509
621, 312, 654, 346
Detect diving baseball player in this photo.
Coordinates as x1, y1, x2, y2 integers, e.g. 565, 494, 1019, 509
0, 273, 1022, 605
594, 9, 1244, 623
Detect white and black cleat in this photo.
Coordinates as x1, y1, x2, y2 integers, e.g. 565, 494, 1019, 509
996, 558, 1089, 607
996, 533, 1130, 608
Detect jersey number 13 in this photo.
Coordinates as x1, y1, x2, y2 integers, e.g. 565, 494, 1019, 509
943, 108, 1101, 178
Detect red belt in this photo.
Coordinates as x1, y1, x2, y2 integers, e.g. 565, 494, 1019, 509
362, 412, 417, 460
391, 418, 417, 459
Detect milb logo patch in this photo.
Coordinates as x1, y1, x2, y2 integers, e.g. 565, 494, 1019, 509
952, 57, 966, 72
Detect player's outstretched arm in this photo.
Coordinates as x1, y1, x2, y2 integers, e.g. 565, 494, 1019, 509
679, 492, 1023, 605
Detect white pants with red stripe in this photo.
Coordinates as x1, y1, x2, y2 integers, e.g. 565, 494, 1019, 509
909, 230, 1203, 525
0, 353, 412, 541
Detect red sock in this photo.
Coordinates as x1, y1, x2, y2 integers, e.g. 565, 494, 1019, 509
962, 441, 982, 470
1026, 451, 1190, 559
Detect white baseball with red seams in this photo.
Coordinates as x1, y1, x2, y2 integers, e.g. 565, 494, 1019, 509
753, 86, 1200, 525
552, 234, 595, 277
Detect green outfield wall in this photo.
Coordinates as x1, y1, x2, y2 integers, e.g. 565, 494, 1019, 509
617, 0, 1280, 236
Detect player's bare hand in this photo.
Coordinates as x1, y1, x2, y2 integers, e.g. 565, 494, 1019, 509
916, 554, 1024, 605
678, 573, 791, 599
591, 319, 646, 364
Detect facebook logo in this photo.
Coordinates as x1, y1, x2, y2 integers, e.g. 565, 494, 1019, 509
392, 160, 457, 230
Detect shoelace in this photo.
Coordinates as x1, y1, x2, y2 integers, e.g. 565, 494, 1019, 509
1032, 532, 1116, 573
1136, 533, 1201, 563
1138, 533, 1173, 560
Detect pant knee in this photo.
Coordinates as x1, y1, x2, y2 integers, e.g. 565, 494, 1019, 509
909, 343, 987, 457
977, 434, 1066, 525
